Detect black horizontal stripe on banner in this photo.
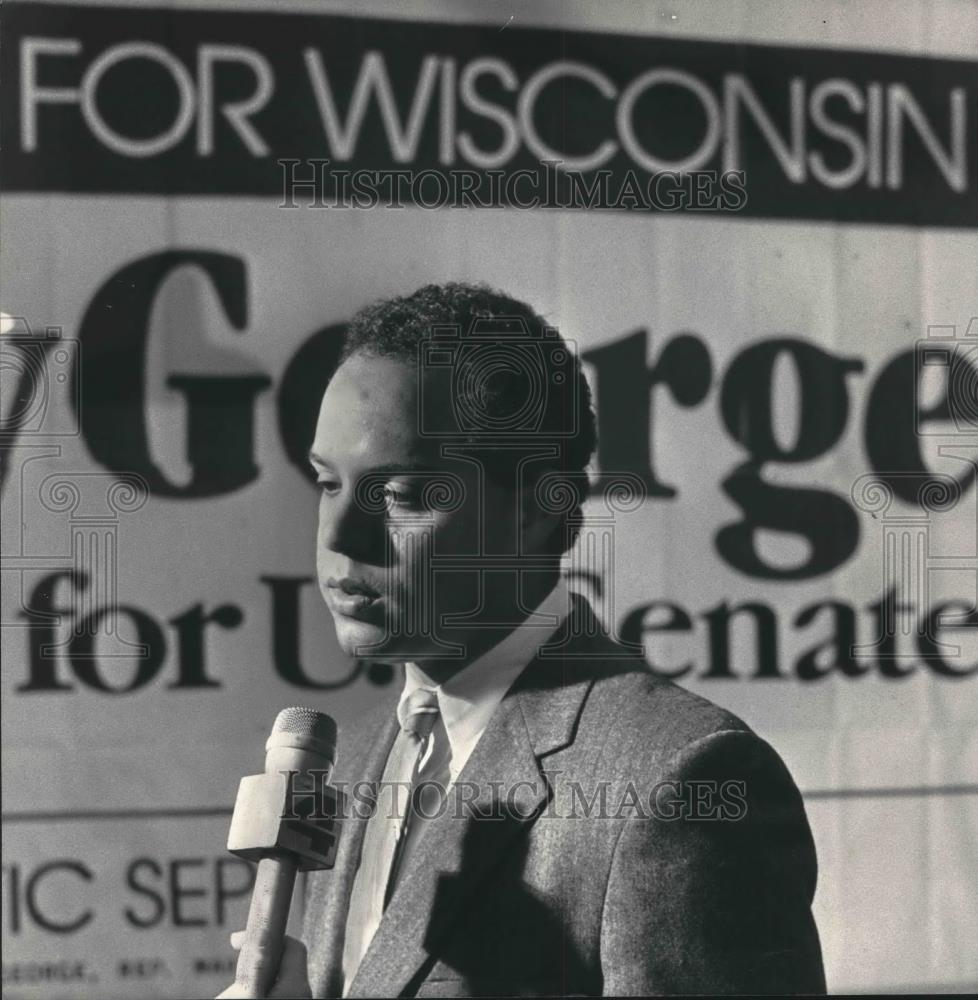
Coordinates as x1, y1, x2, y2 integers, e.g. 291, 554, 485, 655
1, 806, 235, 823
1, 2, 975, 225
802, 784, 978, 800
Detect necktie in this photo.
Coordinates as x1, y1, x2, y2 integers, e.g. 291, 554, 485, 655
385, 711, 452, 903
341, 687, 440, 993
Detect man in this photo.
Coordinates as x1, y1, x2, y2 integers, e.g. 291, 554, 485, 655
227, 282, 825, 997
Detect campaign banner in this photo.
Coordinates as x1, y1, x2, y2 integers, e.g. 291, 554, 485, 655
1, 2, 976, 997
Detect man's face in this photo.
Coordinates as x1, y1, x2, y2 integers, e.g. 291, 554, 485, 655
311, 352, 529, 664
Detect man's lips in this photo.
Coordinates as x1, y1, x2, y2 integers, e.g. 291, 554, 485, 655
327, 576, 381, 598
326, 579, 384, 620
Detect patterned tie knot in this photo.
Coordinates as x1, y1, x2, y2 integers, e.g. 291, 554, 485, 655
398, 686, 440, 741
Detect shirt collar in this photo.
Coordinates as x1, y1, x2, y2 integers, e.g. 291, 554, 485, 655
399, 577, 571, 780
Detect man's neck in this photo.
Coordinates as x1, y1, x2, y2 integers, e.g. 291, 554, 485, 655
413, 571, 561, 686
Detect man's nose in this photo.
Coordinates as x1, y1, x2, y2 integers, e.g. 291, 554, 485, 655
319, 491, 384, 563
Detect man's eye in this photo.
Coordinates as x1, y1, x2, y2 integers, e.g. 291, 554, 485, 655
384, 484, 420, 508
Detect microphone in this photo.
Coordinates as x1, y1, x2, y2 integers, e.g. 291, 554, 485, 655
226, 707, 340, 997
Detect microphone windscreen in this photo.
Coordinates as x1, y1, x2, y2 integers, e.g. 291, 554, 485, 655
266, 707, 337, 764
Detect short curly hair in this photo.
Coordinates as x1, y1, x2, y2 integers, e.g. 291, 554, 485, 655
339, 282, 597, 556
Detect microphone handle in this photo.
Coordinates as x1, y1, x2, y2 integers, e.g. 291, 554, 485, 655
233, 855, 299, 996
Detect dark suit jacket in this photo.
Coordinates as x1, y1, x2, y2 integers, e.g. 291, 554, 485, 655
300, 596, 826, 997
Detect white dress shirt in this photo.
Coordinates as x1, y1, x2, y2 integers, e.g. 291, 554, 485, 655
400, 576, 572, 784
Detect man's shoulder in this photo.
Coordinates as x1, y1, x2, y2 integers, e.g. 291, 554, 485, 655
549, 653, 810, 831
553, 636, 759, 774
544, 594, 755, 751
591, 659, 751, 741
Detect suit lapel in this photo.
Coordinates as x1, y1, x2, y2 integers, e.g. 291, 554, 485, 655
346, 599, 604, 998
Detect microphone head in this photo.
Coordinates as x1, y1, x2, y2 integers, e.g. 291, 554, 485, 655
266, 707, 337, 766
